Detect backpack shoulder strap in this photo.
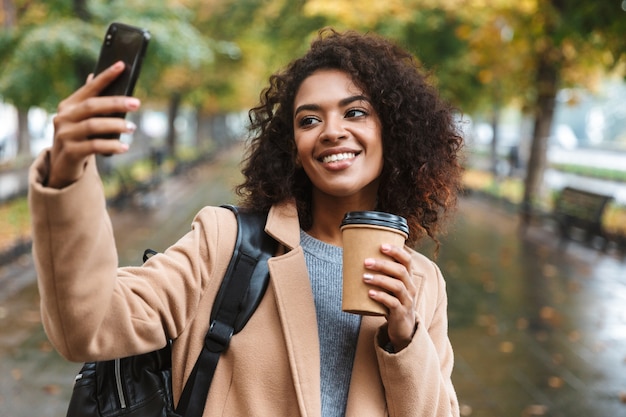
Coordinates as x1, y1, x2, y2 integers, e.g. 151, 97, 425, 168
175, 205, 276, 416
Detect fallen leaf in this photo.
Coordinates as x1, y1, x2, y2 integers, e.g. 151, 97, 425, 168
568, 330, 581, 342
499, 341, 515, 353
516, 317, 529, 330
11, 368, 22, 381
540, 306, 556, 320
542, 264, 558, 278
523, 404, 548, 416
460, 404, 473, 416
468, 253, 483, 266
548, 376, 564, 389
43, 384, 61, 395
567, 281, 581, 293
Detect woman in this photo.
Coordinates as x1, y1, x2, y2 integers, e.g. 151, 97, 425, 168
29, 28, 462, 416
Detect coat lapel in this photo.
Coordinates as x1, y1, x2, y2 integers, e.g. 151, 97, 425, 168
266, 202, 322, 417
269, 250, 322, 417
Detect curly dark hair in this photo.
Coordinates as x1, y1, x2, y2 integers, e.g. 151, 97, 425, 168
236, 28, 464, 248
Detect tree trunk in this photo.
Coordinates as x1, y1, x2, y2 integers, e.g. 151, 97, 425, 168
490, 105, 501, 177
520, 0, 563, 224
521, 53, 559, 223
2, 0, 16, 28
195, 106, 212, 150
16, 108, 30, 159
166, 93, 182, 157
72, 0, 91, 21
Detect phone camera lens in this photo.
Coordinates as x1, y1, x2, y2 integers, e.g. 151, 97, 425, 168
105, 27, 116, 46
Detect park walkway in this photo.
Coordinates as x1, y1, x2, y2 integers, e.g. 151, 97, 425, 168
0, 146, 625, 416
440, 195, 626, 417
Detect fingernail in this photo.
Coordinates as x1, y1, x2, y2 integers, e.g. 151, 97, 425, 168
126, 98, 140, 110
126, 121, 137, 132
363, 273, 374, 281
113, 61, 124, 70
119, 142, 129, 152
381, 243, 391, 252
364, 258, 375, 267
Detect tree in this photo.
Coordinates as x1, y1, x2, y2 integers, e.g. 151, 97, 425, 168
520, 0, 626, 219
0, 0, 216, 159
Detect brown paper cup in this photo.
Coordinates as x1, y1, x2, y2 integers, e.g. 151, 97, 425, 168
341, 224, 408, 316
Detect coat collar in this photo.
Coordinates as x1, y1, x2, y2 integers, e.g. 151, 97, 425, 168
266, 199, 301, 251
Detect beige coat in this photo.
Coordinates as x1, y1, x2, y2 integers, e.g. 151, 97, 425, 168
29, 151, 459, 417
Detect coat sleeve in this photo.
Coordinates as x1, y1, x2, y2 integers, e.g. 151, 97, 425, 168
28, 150, 232, 362
375, 258, 460, 417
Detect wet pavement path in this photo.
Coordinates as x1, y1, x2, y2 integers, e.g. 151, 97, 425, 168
1, 146, 626, 416
438, 197, 626, 417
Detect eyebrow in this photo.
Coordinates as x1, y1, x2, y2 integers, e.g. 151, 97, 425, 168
294, 95, 371, 117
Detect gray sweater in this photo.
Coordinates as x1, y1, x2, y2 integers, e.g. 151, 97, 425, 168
300, 230, 362, 417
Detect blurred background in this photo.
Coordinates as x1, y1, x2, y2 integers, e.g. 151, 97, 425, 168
1, 1, 626, 416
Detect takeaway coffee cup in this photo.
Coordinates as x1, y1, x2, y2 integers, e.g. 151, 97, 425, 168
341, 211, 409, 316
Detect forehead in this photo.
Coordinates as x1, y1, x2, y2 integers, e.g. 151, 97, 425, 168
294, 69, 364, 105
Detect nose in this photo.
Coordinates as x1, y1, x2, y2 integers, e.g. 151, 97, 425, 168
320, 114, 347, 142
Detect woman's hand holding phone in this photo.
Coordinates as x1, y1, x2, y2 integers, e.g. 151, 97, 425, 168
47, 62, 140, 189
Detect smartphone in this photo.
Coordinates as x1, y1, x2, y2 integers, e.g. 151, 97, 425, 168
92, 22, 150, 139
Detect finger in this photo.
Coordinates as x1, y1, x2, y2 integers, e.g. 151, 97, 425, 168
364, 256, 409, 285
380, 243, 411, 268
55, 112, 137, 142
69, 138, 130, 157
367, 287, 403, 311
363, 271, 412, 307
61, 96, 141, 125
379, 244, 416, 291
57, 62, 125, 114
79, 61, 126, 99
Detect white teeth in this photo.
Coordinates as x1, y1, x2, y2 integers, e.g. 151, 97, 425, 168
322, 152, 355, 163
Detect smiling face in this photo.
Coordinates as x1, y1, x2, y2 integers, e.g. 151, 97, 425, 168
293, 69, 383, 208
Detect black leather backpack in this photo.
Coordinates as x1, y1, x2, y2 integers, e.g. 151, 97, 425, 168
66, 206, 276, 417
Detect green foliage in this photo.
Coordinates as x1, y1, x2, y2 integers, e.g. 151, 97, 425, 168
0, 0, 216, 110
551, 163, 626, 183
0, 19, 100, 110
393, 9, 482, 110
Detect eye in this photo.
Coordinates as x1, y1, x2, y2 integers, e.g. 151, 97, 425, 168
345, 108, 367, 118
298, 115, 320, 127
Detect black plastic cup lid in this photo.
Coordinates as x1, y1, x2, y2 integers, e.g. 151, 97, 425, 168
341, 211, 409, 236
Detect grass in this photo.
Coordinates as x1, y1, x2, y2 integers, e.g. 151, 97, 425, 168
552, 163, 626, 183
0, 198, 31, 251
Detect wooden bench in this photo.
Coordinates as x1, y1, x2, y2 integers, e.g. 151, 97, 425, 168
552, 186, 613, 250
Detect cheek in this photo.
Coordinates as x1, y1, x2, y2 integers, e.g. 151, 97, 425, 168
294, 132, 314, 157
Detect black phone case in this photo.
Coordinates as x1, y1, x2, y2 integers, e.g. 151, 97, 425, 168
92, 22, 150, 141
94, 22, 150, 98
